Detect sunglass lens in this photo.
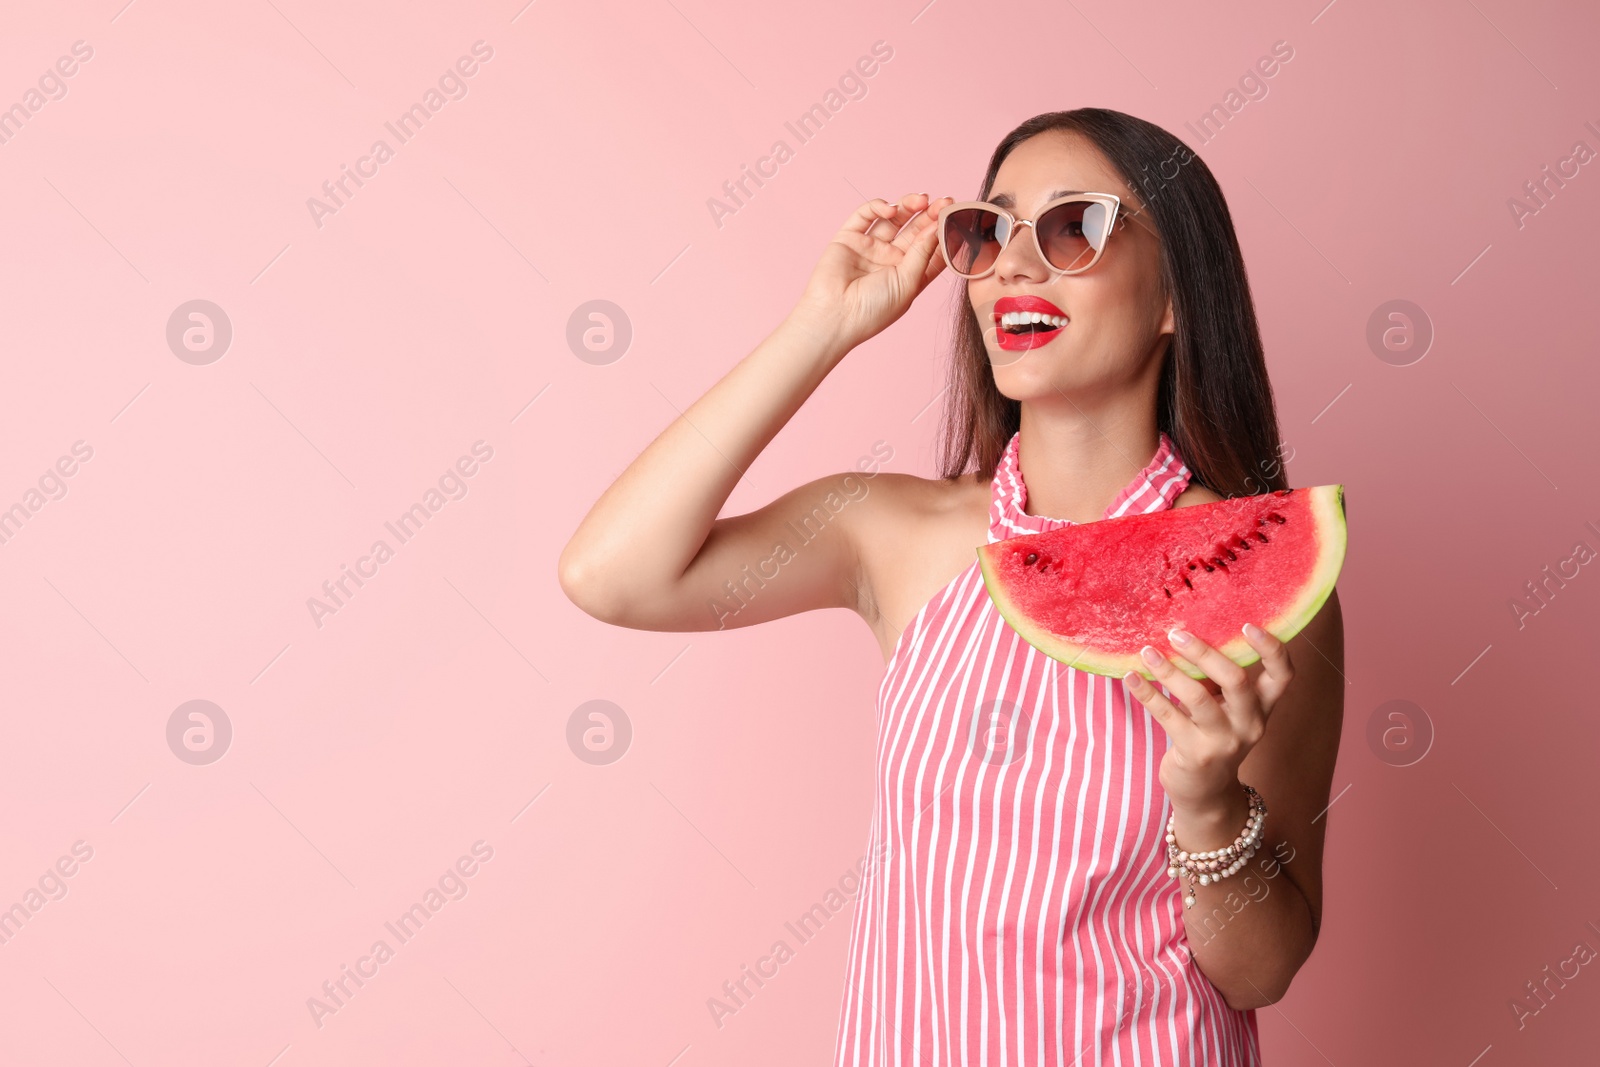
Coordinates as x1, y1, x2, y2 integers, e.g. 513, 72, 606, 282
1036, 201, 1111, 272
942, 207, 1002, 277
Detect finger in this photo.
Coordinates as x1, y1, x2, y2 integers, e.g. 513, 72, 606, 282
908, 198, 954, 286
841, 197, 909, 238
917, 221, 948, 288
888, 207, 938, 273
892, 196, 950, 251
1165, 629, 1263, 744
870, 197, 948, 290
865, 215, 899, 241
892, 213, 937, 284
1167, 626, 1251, 706
867, 193, 927, 241
1121, 670, 1199, 746
1140, 643, 1230, 731
827, 228, 880, 264
1240, 621, 1295, 712
835, 201, 941, 279
890, 204, 931, 252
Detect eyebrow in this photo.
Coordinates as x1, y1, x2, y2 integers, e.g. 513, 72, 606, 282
988, 189, 1087, 210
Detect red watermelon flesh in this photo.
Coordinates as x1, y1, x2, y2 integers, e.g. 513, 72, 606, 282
976, 485, 1346, 680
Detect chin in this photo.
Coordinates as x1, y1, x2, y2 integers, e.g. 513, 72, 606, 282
990, 357, 1108, 402
989, 339, 1071, 374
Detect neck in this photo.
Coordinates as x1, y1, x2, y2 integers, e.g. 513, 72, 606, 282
1015, 400, 1163, 525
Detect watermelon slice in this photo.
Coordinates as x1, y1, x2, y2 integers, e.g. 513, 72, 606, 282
976, 485, 1346, 680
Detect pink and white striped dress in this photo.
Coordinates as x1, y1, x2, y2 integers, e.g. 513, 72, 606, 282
834, 429, 1260, 1067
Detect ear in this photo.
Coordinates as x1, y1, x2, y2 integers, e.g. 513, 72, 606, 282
1159, 293, 1175, 337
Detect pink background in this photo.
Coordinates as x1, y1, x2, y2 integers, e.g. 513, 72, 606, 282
1, 0, 1597, 1063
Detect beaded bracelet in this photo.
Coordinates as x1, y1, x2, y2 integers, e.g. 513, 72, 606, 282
1166, 783, 1267, 909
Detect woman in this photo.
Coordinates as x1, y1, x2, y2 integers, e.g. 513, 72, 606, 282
559, 107, 1344, 1065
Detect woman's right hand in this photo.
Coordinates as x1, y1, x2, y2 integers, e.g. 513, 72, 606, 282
787, 193, 955, 354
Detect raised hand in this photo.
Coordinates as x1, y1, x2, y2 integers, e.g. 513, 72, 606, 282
788, 193, 955, 353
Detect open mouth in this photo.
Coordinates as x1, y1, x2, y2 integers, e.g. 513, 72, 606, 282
996, 311, 1069, 335
993, 297, 1068, 351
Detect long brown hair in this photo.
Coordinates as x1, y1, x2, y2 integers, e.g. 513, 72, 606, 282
934, 108, 1288, 499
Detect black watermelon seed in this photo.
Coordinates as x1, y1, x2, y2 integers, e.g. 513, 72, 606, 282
1024, 552, 1038, 565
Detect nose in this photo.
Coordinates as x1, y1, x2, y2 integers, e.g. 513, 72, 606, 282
991, 218, 1052, 283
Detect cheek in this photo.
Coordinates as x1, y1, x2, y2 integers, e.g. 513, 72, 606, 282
966, 286, 1003, 343
1084, 273, 1165, 337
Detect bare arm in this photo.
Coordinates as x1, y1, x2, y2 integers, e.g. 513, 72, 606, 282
1123, 589, 1345, 1009
558, 313, 859, 630
558, 193, 954, 631
1179, 590, 1344, 1008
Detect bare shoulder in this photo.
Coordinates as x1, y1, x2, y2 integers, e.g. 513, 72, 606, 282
836, 469, 991, 662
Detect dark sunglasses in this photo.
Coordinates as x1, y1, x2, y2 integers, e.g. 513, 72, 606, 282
937, 192, 1145, 279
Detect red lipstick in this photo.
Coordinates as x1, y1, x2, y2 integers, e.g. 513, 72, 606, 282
993, 295, 1068, 352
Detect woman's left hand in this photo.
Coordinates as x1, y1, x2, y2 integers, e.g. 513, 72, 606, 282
1121, 623, 1296, 816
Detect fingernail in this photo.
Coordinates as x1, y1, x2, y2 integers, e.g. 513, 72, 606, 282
1168, 628, 1191, 646
1140, 645, 1163, 667
1122, 670, 1142, 687
1242, 621, 1264, 640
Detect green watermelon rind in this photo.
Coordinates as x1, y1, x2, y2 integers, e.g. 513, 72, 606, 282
976, 484, 1347, 682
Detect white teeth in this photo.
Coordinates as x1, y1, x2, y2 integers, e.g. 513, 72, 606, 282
997, 310, 1068, 328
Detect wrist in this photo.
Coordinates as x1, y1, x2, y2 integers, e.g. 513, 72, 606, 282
1167, 782, 1268, 909
780, 305, 853, 363
1169, 781, 1252, 853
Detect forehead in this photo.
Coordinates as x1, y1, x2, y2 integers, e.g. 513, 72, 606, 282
987, 131, 1128, 210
